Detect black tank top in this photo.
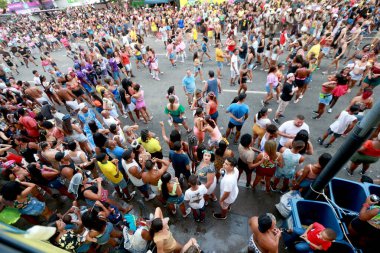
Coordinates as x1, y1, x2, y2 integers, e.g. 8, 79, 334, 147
20, 144, 37, 163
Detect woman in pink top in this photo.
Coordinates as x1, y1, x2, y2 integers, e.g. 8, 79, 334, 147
203, 116, 222, 148
262, 66, 279, 106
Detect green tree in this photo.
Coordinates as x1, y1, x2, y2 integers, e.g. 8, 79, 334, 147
0, 0, 8, 10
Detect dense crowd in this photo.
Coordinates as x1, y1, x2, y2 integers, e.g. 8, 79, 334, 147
0, 0, 379, 252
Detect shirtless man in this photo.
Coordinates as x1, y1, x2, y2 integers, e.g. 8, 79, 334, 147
214, 22, 222, 45
248, 213, 281, 253
23, 82, 49, 106
141, 158, 170, 194
53, 83, 80, 112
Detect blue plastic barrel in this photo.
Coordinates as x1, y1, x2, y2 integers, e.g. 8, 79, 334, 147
364, 182, 380, 197
328, 178, 368, 214
290, 199, 344, 241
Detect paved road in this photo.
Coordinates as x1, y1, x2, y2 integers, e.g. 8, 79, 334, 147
13, 35, 379, 252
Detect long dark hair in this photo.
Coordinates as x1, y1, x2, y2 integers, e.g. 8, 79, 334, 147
27, 163, 49, 185
293, 130, 309, 154
62, 117, 73, 135
160, 172, 172, 200
1, 181, 24, 201
215, 140, 227, 156
81, 209, 107, 232
88, 120, 99, 134
141, 129, 149, 143
257, 107, 269, 120
149, 218, 163, 238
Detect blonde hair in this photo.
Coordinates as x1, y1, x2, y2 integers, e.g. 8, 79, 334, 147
264, 140, 277, 160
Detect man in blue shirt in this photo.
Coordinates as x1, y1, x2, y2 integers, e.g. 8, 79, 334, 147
226, 93, 249, 144
182, 70, 196, 106
169, 141, 191, 180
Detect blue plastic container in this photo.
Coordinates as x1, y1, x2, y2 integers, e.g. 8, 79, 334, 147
290, 199, 343, 241
364, 182, 380, 197
328, 178, 368, 214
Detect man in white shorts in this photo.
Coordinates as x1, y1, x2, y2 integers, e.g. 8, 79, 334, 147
230, 49, 239, 86
213, 157, 239, 220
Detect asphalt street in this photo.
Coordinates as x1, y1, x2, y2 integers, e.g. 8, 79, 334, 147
12, 34, 380, 252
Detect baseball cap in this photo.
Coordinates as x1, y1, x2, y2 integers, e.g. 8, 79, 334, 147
287, 73, 295, 79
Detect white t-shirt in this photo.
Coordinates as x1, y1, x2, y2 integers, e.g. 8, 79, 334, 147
230, 54, 238, 72
220, 167, 239, 204
103, 116, 118, 128
329, 111, 356, 134
184, 185, 207, 209
255, 114, 271, 129
278, 120, 310, 146
33, 76, 41, 86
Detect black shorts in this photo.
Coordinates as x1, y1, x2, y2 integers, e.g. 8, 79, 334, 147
72, 89, 84, 97
350, 217, 380, 237
228, 121, 243, 131
295, 78, 306, 88
238, 158, 252, 174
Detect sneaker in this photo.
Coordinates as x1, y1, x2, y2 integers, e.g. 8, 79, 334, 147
312, 116, 320, 120
245, 183, 252, 188
182, 208, 191, 218
299, 95, 303, 99
279, 114, 285, 118
212, 195, 218, 202
213, 213, 227, 220
312, 111, 319, 114
273, 118, 280, 125
317, 137, 324, 145
125, 191, 136, 201
144, 193, 156, 201
270, 185, 279, 192
345, 167, 353, 176
294, 99, 300, 104
324, 143, 331, 148
122, 114, 128, 118
360, 169, 366, 176
327, 108, 332, 113
261, 100, 266, 106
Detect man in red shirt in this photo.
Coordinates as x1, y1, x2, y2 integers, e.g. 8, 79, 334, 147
120, 46, 135, 78
283, 222, 337, 252
17, 108, 39, 139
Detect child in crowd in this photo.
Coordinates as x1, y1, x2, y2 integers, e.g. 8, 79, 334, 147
184, 174, 207, 223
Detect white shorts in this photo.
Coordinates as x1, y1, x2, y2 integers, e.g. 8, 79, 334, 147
230, 70, 238, 78
264, 50, 270, 58
36, 96, 50, 105
207, 177, 217, 195
66, 100, 79, 110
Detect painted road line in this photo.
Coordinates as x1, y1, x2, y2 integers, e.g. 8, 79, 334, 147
223, 89, 267, 94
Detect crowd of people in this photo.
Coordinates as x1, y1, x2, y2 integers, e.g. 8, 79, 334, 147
0, 0, 379, 252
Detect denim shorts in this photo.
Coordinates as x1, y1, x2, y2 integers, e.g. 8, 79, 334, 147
274, 168, 295, 179
217, 61, 223, 69
114, 178, 128, 189
265, 85, 273, 94
113, 71, 120, 80
20, 197, 45, 216
319, 93, 332, 105
167, 194, 185, 204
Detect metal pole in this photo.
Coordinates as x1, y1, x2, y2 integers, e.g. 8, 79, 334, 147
304, 99, 380, 199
